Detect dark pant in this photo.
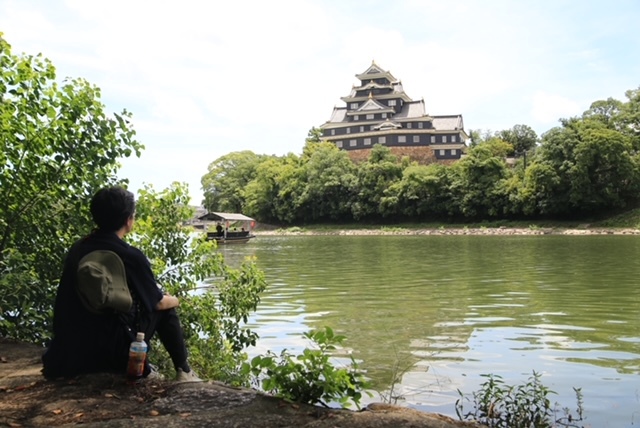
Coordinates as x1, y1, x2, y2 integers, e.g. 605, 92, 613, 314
138, 308, 188, 371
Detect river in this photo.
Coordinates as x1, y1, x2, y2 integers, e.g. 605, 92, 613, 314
215, 234, 640, 427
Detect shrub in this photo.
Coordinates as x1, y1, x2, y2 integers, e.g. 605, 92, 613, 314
243, 326, 371, 409
455, 371, 585, 428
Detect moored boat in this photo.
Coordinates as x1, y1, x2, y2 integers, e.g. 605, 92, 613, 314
198, 212, 256, 244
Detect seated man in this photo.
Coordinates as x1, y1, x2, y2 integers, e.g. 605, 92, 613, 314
42, 186, 201, 382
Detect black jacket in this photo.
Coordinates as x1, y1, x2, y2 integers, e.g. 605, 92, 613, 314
42, 230, 163, 378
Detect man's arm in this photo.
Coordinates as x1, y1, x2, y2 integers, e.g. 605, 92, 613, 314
155, 294, 179, 310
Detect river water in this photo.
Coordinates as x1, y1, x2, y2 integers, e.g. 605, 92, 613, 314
216, 234, 640, 427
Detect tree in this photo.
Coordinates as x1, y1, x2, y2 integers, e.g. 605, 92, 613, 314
305, 126, 323, 143
468, 129, 493, 147
0, 35, 142, 342
244, 154, 306, 224
352, 145, 403, 220
522, 118, 639, 216
386, 163, 454, 219
131, 183, 267, 383
450, 142, 513, 218
297, 142, 357, 222
201, 151, 267, 212
496, 124, 538, 154
618, 87, 640, 150
582, 97, 624, 130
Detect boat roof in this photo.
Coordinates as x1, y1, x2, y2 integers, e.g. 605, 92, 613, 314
198, 212, 255, 222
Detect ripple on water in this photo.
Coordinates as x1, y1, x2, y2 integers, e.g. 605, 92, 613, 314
223, 234, 640, 428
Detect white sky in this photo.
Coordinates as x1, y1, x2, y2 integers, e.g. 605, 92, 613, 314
2, 0, 639, 204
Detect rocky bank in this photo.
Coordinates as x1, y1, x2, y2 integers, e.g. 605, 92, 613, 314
0, 339, 484, 428
256, 226, 640, 236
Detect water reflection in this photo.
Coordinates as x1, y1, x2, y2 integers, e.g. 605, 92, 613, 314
218, 235, 640, 427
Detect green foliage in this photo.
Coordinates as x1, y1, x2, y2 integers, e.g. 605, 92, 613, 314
129, 183, 267, 384
201, 84, 640, 225
243, 327, 372, 409
597, 207, 640, 228
352, 145, 403, 220
244, 154, 305, 224
496, 124, 539, 154
386, 163, 454, 218
523, 118, 638, 216
306, 126, 323, 143
201, 150, 268, 213
298, 142, 358, 221
0, 34, 142, 342
455, 372, 585, 428
451, 143, 513, 218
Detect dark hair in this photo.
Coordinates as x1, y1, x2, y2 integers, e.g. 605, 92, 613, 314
90, 186, 136, 232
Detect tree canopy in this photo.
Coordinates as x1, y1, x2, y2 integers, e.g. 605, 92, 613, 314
201, 88, 640, 225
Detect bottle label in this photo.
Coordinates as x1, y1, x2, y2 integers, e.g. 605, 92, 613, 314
127, 350, 146, 380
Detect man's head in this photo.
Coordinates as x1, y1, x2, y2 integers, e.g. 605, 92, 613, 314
90, 186, 136, 232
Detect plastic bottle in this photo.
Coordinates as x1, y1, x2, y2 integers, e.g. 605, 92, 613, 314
126, 332, 147, 381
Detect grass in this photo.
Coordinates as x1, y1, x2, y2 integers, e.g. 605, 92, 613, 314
595, 208, 640, 228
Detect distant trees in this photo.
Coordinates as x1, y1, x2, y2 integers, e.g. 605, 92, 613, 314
201, 87, 640, 225
201, 151, 268, 213
496, 124, 538, 154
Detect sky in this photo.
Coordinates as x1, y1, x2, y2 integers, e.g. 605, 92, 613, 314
2, 0, 639, 204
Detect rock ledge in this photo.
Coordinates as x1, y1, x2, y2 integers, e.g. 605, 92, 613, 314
0, 339, 483, 427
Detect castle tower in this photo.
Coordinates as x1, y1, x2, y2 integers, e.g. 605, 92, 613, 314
319, 61, 467, 161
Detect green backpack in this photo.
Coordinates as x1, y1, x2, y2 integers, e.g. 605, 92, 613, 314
76, 250, 133, 314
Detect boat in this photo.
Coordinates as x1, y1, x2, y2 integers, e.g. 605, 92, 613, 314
198, 212, 256, 244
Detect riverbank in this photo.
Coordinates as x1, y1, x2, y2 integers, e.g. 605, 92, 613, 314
256, 226, 640, 236
0, 339, 484, 427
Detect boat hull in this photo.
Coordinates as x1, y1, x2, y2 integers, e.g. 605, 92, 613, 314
206, 232, 255, 244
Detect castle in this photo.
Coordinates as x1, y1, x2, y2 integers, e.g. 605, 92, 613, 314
319, 61, 467, 163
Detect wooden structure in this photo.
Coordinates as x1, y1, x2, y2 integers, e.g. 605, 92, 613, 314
319, 61, 468, 160
198, 212, 256, 244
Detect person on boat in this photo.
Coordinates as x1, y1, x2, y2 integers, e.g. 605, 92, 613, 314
42, 186, 202, 382
215, 223, 223, 236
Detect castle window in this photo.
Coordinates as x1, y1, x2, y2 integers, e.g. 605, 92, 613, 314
407, 123, 412, 129
370, 125, 375, 130
346, 127, 351, 134
398, 136, 406, 143
364, 138, 372, 145
418, 122, 423, 129
354, 115, 359, 120
360, 126, 365, 132
379, 136, 386, 144
349, 139, 357, 147
413, 135, 420, 143
442, 135, 447, 143
366, 114, 374, 120
350, 103, 358, 109
430, 136, 436, 143
389, 99, 396, 106
439, 149, 445, 156
382, 113, 387, 119
451, 135, 457, 142
452, 149, 457, 155
331, 129, 335, 136
336, 141, 343, 148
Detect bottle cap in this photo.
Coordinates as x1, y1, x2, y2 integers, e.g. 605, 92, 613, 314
136, 332, 145, 342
